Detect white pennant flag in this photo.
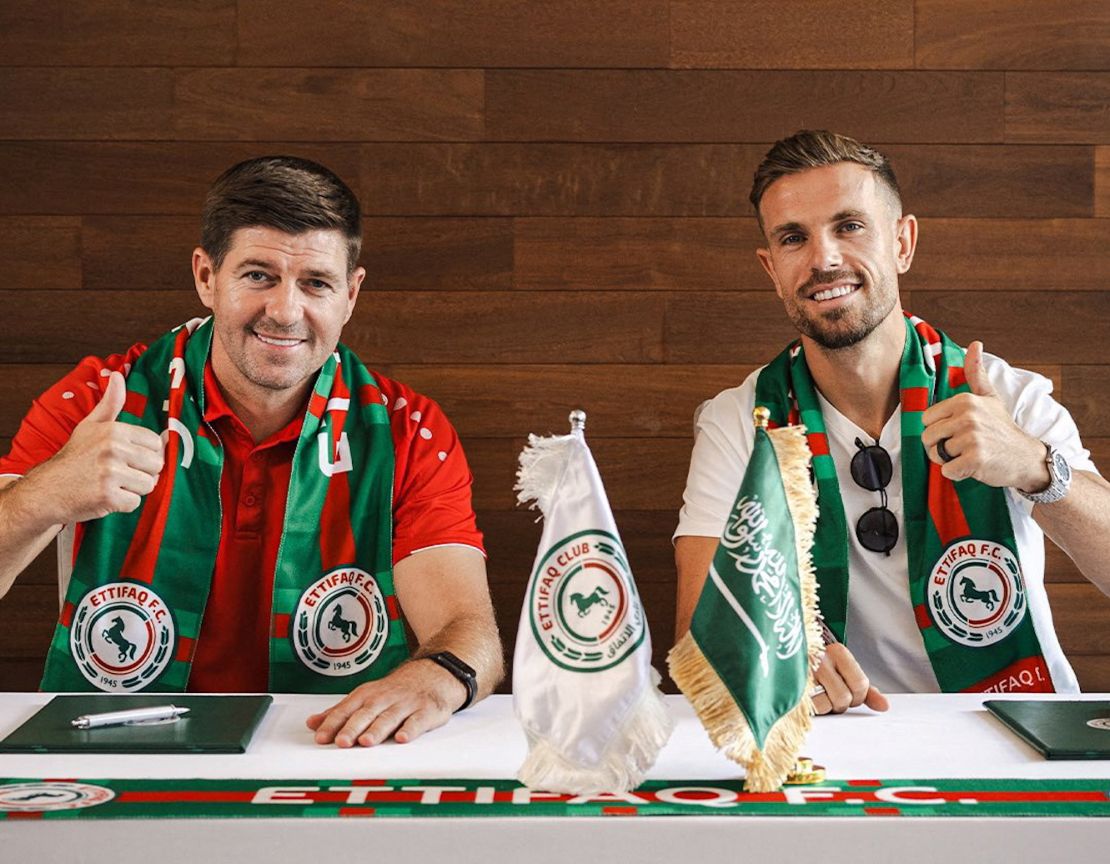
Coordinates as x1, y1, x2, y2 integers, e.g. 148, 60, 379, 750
513, 411, 673, 794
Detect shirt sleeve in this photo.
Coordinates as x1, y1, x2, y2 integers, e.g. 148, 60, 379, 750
674, 373, 760, 542
0, 345, 147, 478
381, 378, 485, 564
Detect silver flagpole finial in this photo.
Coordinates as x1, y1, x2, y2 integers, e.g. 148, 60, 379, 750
569, 409, 587, 435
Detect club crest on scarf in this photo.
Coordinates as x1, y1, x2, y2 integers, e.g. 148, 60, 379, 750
529, 529, 646, 673
291, 568, 390, 676
68, 581, 176, 692
928, 540, 1027, 648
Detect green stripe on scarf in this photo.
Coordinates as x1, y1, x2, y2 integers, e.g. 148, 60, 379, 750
754, 314, 1052, 693
42, 318, 409, 693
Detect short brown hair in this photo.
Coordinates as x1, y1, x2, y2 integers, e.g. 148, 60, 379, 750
750, 130, 901, 227
200, 156, 362, 273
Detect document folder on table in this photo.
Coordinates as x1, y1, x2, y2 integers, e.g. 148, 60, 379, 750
0, 694, 272, 754
985, 699, 1110, 760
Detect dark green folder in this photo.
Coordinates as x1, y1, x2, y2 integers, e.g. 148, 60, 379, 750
985, 700, 1110, 760
0, 694, 273, 754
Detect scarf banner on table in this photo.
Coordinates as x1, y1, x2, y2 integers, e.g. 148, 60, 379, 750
3, 777, 1109, 819
669, 416, 822, 793
513, 415, 672, 794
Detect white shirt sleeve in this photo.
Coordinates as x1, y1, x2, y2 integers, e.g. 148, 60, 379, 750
674, 372, 761, 541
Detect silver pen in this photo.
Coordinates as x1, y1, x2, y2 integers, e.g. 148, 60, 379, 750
71, 705, 190, 729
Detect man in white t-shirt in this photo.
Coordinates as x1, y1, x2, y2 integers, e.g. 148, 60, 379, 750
674, 130, 1110, 713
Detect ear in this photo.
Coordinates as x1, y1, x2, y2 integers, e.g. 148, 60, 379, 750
755, 246, 785, 299
894, 213, 918, 275
343, 266, 366, 324
192, 247, 217, 310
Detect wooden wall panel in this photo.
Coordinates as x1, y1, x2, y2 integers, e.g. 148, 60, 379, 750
486, 71, 1003, 143
1099, 148, 1110, 217
910, 292, 1110, 365
1, 2, 1107, 693
0, 1, 237, 66
236, 0, 670, 68
0, 217, 81, 291
514, 218, 758, 291
908, 219, 1110, 291
1005, 73, 1110, 144
669, 0, 914, 69
391, 365, 757, 439
915, 0, 1110, 71
173, 70, 485, 142
0, 69, 174, 140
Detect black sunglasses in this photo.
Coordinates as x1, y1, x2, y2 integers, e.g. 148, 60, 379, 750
851, 437, 898, 555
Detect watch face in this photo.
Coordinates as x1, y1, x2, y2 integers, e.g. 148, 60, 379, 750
1051, 449, 1072, 483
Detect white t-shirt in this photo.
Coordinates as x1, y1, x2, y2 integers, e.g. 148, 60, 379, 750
676, 353, 1099, 694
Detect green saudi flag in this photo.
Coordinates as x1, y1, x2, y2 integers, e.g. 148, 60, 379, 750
669, 418, 820, 792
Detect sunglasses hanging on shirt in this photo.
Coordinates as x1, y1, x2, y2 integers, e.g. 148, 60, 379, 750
850, 437, 899, 555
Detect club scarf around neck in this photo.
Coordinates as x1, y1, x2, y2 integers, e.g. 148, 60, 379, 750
753, 313, 1054, 694
41, 317, 410, 694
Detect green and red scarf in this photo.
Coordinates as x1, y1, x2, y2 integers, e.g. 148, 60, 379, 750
41, 317, 410, 693
754, 314, 1054, 693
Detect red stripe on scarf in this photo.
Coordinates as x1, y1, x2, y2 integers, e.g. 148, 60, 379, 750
927, 462, 971, 545
806, 432, 829, 457
308, 391, 328, 418
961, 656, 1055, 694
914, 603, 933, 630
901, 386, 930, 413
122, 391, 147, 418
319, 470, 357, 568
948, 366, 967, 389
272, 613, 291, 639
60, 601, 75, 628
175, 636, 195, 663
911, 316, 941, 346
386, 595, 400, 621
359, 384, 383, 408
117, 328, 190, 583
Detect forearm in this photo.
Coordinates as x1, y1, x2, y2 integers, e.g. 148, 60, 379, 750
0, 476, 64, 599
1033, 470, 1110, 595
411, 611, 504, 702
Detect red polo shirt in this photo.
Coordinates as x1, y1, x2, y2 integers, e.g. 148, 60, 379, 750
0, 345, 485, 692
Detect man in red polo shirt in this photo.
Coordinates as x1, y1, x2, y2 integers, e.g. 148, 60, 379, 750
0, 156, 502, 748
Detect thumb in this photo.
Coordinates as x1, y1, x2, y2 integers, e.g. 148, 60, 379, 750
864, 686, 890, 713
84, 370, 126, 423
964, 340, 995, 397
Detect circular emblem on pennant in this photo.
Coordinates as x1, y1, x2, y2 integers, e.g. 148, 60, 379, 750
927, 539, 1026, 647
529, 530, 646, 672
291, 568, 390, 676
70, 581, 176, 691
0, 782, 115, 812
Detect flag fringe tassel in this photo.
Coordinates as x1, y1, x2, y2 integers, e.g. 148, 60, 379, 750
668, 424, 822, 794
515, 432, 572, 515
517, 678, 673, 795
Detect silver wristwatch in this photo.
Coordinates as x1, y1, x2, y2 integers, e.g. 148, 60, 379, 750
1019, 443, 1072, 505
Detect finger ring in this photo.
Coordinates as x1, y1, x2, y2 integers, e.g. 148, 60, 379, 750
937, 437, 955, 463
809, 685, 826, 698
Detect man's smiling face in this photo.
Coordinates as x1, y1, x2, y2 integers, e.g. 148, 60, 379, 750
195, 225, 364, 402
755, 162, 914, 351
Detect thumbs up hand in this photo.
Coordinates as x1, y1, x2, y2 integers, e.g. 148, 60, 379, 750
30, 371, 166, 525
921, 342, 1051, 492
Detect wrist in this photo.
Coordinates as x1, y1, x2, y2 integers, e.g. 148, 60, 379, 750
422, 651, 477, 712
1, 471, 65, 537
1016, 439, 1052, 494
